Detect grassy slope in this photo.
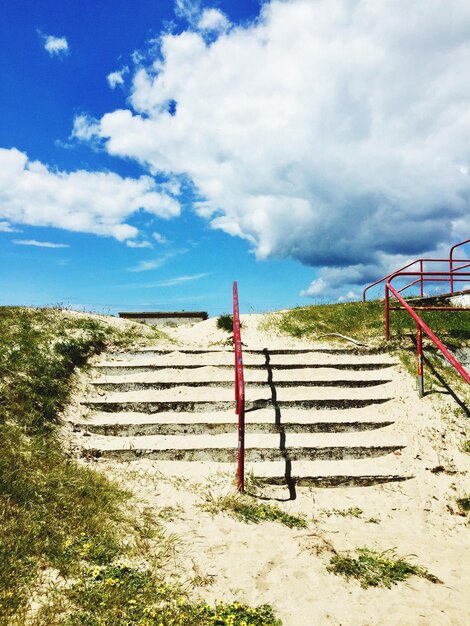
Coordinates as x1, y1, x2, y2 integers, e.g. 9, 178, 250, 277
0, 307, 281, 626
261, 300, 470, 394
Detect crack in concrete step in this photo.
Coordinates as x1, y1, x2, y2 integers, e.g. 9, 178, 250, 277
82, 397, 392, 413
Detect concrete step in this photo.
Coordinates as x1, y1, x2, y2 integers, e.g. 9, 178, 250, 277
83, 397, 391, 414
92, 366, 392, 384
91, 378, 392, 392
252, 459, 411, 487
120, 348, 380, 356
87, 385, 393, 403
80, 431, 405, 462
87, 458, 409, 488
96, 352, 395, 368
73, 409, 394, 436
93, 362, 395, 376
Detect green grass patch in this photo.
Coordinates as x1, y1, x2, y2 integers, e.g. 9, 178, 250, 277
217, 313, 234, 333
261, 300, 470, 349
456, 496, 470, 515
330, 507, 363, 518
461, 440, 470, 454
201, 490, 307, 529
38, 563, 281, 626
327, 548, 442, 588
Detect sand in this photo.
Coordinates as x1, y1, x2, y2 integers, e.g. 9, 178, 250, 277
69, 313, 470, 625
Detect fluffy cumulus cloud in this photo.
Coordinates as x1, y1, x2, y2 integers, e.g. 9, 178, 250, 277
0, 148, 180, 241
76, 0, 470, 297
197, 8, 229, 32
107, 67, 129, 89
43, 34, 69, 57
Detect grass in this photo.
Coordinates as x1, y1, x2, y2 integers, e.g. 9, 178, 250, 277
217, 313, 234, 333
330, 507, 363, 518
462, 440, 470, 454
0, 306, 282, 626
36, 564, 282, 626
261, 300, 470, 348
456, 496, 470, 515
0, 307, 132, 622
261, 299, 470, 395
201, 490, 307, 529
327, 548, 442, 589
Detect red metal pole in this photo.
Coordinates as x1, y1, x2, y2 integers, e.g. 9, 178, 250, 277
387, 278, 470, 384
233, 281, 245, 492
416, 321, 424, 398
419, 259, 423, 297
385, 284, 390, 340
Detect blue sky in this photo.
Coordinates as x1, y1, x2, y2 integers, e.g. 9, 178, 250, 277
1, 0, 469, 315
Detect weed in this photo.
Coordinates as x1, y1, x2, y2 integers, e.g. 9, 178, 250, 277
201, 490, 307, 529
330, 507, 364, 518
217, 313, 234, 333
156, 505, 185, 522
327, 548, 442, 588
462, 440, 470, 454
36, 563, 282, 626
456, 496, 470, 514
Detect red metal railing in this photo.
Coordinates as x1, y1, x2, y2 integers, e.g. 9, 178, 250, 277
385, 270, 470, 396
450, 238, 470, 292
233, 281, 245, 492
363, 238, 470, 301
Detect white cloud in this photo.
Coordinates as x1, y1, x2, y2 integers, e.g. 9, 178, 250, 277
128, 259, 164, 272
299, 278, 326, 298
197, 9, 229, 32
126, 240, 153, 248
43, 34, 69, 57
75, 0, 470, 296
152, 231, 168, 244
0, 147, 180, 242
13, 239, 69, 248
154, 272, 209, 287
107, 67, 128, 89
0, 221, 19, 232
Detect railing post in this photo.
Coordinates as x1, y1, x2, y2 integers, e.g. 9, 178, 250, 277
416, 321, 424, 398
233, 281, 245, 492
419, 259, 423, 297
385, 284, 390, 340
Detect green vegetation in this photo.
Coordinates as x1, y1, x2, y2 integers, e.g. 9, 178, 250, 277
261, 300, 470, 348
0, 306, 281, 626
261, 300, 470, 394
38, 564, 281, 626
329, 507, 363, 518
461, 439, 470, 454
456, 496, 470, 515
217, 313, 234, 333
327, 548, 442, 589
201, 490, 307, 529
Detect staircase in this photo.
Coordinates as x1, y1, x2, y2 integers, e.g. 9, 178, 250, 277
75, 347, 411, 488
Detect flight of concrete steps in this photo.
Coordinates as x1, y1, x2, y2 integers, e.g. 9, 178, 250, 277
75, 347, 411, 487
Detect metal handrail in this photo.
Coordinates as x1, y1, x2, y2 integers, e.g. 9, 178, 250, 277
450, 238, 470, 292
363, 238, 470, 301
233, 281, 245, 492
385, 271, 470, 397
